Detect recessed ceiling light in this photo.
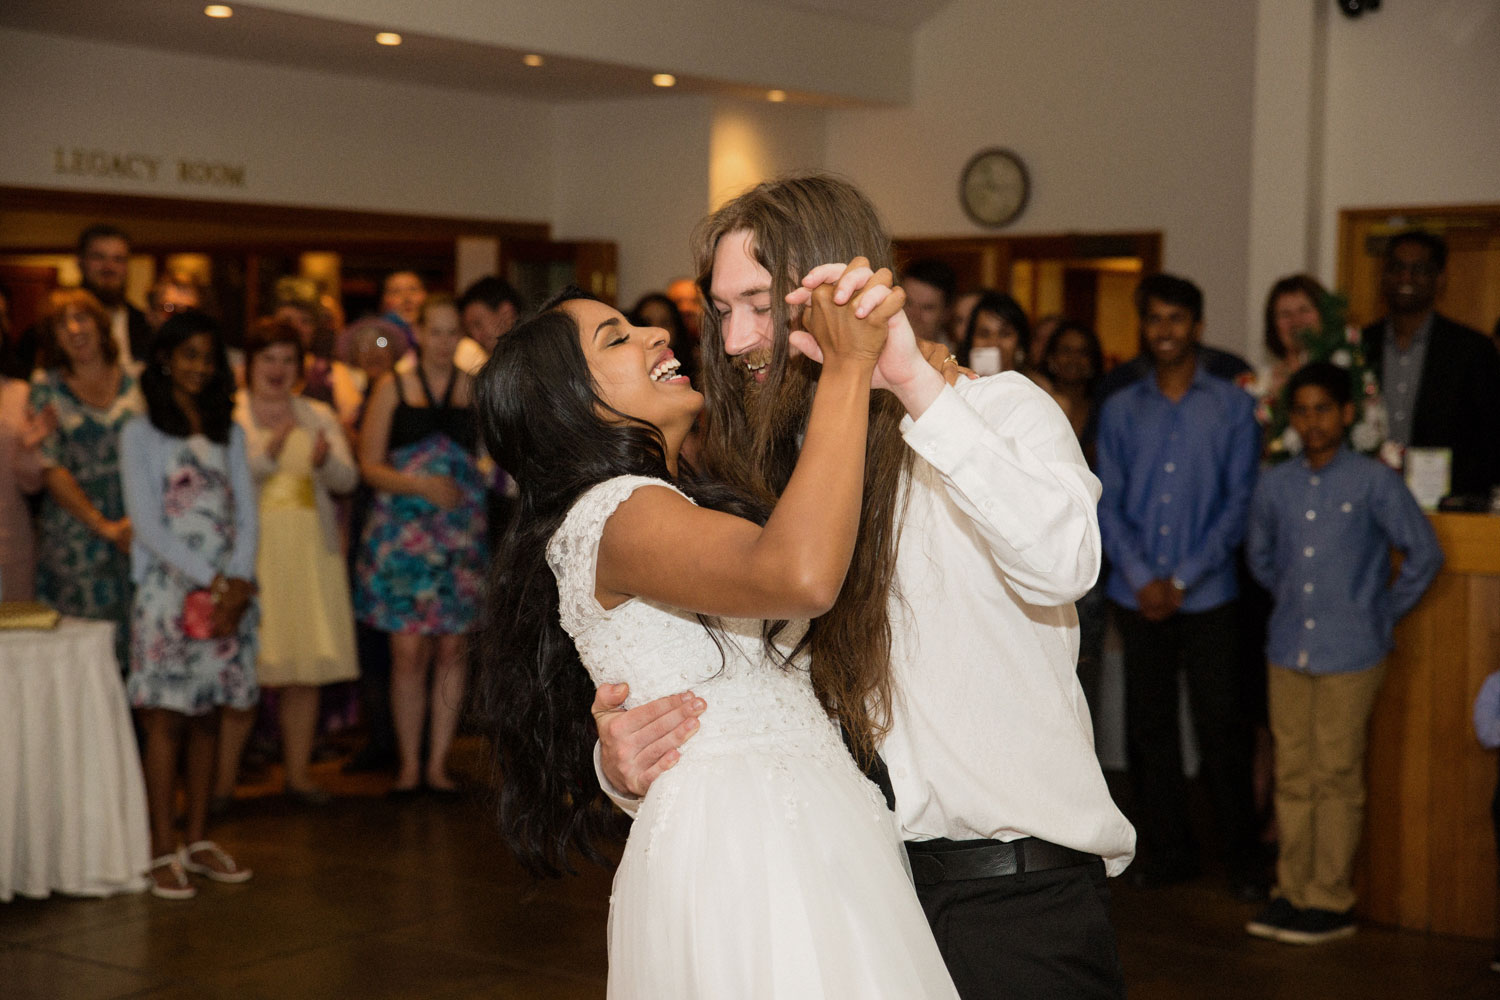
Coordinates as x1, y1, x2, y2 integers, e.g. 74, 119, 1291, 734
652, 73, 676, 88
523, 54, 544, 68
204, 4, 233, 17
767, 89, 787, 103
375, 32, 402, 46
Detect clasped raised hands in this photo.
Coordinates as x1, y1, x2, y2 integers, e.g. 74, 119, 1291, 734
786, 257, 904, 377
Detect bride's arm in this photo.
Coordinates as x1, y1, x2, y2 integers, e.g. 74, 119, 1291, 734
595, 279, 902, 620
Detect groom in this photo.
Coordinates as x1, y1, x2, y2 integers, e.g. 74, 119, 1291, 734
593, 175, 1134, 999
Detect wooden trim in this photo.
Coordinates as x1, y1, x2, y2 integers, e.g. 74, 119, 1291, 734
1428, 512, 1500, 576
0, 184, 550, 253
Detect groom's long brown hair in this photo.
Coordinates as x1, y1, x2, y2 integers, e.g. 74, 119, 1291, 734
692, 174, 913, 763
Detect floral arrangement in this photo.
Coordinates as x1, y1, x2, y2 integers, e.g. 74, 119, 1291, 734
1257, 292, 1388, 463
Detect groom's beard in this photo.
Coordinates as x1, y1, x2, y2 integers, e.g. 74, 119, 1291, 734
740, 351, 819, 474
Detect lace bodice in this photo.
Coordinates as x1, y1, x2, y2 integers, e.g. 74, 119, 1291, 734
547, 476, 849, 766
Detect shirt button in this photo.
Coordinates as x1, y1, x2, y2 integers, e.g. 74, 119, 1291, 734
1306, 510, 1317, 521
1341, 502, 1352, 513
1310, 476, 1320, 486
1164, 462, 1176, 473
1161, 493, 1172, 504
1159, 525, 1170, 536
1298, 651, 1309, 667
1158, 556, 1168, 565
1304, 546, 1315, 557
1303, 582, 1314, 594
1305, 618, 1316, 630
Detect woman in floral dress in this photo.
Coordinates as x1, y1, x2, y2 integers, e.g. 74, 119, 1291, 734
29, 289, 142, 668
121, 311, 258, 899
356, 294, 486, 794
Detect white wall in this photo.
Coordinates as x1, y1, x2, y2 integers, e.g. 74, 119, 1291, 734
823, 0, 1258, 354
550, 95, 714, 304
1316, 0, 1500, 277
709, 98, 829, 209
0, 27, 555, 222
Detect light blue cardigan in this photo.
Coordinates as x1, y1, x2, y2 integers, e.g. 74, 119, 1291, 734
119, 416, 258, 588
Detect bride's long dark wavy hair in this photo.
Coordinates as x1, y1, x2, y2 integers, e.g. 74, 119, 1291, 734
475, 288, 777, 878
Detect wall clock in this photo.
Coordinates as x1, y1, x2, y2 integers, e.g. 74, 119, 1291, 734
959, 148, 1029, 228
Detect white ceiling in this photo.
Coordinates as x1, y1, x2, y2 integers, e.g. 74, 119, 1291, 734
0, 0, 953, 104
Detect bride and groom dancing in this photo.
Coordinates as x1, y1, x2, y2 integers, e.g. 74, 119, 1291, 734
477, 175, 1135, 999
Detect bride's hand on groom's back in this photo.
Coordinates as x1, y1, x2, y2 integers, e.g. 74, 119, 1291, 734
593, 683, 707, 798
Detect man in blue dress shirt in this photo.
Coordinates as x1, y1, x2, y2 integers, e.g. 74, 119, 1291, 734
1243, 361, 1441, 945
1097, 274, 1262, 896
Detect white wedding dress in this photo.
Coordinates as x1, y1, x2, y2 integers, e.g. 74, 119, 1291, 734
549, 476, 958, 999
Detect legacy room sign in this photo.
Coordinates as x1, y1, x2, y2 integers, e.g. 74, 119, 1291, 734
53, 146, 247, 189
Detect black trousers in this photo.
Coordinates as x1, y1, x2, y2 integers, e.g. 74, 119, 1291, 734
1115, 600, 1258, 876
914, 853, 1126, 1000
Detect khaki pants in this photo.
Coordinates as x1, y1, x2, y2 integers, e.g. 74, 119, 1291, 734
1268, 661, 1387, 912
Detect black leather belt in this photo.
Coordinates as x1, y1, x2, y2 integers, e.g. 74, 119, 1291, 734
905, 837, 1098, 886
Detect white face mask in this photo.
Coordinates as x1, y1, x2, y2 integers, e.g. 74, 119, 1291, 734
969, 346, 1002, 376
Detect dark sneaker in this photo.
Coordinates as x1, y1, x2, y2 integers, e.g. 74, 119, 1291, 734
1245, 897, 1301, 940
1277, 907, 1356, 944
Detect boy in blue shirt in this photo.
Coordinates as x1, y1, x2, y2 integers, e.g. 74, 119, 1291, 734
1244, 361, 1442, 944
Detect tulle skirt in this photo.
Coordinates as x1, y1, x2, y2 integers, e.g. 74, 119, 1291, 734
606, 747, 959, 999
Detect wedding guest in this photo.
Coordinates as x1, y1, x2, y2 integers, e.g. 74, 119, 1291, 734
145, 269, 207, 332
1258, 275, 1326, 396
1038, 321, 1108, 720
121, 310, 258, 898
1039, 320, 1105, 451
0, 374, 49, 600
1245, 362, 1441, 944
381, 270, 426, 341
355, 294, 486, 794
1096, 273, 1264, 899
957, 290, 1031, 377
29, 289, 143, 670
275, 297, 362, 427
901, 258, 958, 353
457, 275, 525, 358
1362, 229, 1500, 498
2, 224, 150, 379
229, 318, 359, 805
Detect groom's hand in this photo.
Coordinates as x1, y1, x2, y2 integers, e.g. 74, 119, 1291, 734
787, 261, 953, 415
592, 684, 706, 798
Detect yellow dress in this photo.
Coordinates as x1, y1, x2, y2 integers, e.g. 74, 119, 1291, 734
255, 428, 358, 686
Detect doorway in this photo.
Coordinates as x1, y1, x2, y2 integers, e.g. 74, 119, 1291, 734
893, 231, 1162, 366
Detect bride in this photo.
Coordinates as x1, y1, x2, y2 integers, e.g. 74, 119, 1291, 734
475, 267, 957, 998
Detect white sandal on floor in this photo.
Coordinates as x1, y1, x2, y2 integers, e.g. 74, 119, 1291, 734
148, 854, 197, 899
179, 840, 253, 883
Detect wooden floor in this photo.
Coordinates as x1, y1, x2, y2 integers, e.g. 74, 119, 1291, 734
3, 741, 1495, 1000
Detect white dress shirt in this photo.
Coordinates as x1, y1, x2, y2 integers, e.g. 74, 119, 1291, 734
888, 374, 1134, 874
599, 373, 1136, 876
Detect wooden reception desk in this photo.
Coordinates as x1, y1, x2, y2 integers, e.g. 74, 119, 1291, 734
1356, 512, 1499, 938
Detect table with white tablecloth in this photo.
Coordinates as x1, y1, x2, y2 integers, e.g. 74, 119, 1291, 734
0, 617, 149, 901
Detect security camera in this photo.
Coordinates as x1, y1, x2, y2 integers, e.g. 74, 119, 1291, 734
1336, 0, 1382, 17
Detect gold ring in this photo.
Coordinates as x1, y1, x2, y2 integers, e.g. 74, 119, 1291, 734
942, 354, 959, 367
